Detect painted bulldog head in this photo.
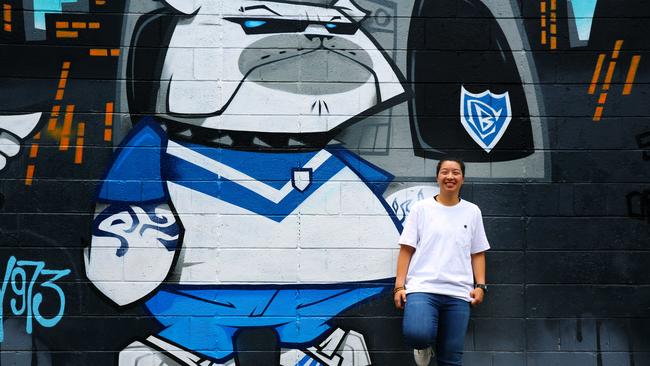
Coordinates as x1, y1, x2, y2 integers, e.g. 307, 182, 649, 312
155, 0, 406, 134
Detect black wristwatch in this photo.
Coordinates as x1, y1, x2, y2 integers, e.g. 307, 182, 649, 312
474, 284, 488, 293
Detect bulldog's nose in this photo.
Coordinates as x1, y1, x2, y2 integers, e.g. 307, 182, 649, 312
305, 34, 334, 42
303, 23, 335, 42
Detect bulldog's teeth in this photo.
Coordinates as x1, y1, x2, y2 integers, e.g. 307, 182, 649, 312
177, 129, 193, 138
252, 137, 271, 147
212, 135, 233, 146
288, 138, 305, 147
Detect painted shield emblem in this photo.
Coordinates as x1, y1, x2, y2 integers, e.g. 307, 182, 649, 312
459, 86, 512, 153
291, 168, 312, 192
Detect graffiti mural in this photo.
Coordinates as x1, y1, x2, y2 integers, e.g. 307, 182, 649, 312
0, 0, 649, 365
87, 1, 409, 364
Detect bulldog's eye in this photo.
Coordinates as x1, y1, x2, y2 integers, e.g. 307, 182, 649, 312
225, 18, 359, 35
244, 20, 267, 28
226, 17, 298, 34
323, 22, 359, 35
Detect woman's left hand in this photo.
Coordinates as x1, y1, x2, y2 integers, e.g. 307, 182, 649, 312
469, 288, 484, 306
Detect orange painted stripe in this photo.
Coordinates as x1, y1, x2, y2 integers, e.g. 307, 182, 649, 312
34, 132, 41, 140
540, 2, 547, 46
57, 71, 68, 88
110, 49, 120, 56
588, 54, 606, 94
56, 30, 78, 38
64, 105, 75, 122
550, 24, 557, 35
29, 143, 39, 158
72, 22, 86, 29
77, 122, 85, 136
593, 106, 604, 121
74, 138, 84, 164
96, 0, 106, 5
25, 165, 35, 186
51, 105, 61, 117
3, 24, 10, 32
55, 21, 68, 29
550, 12, 556, 21
55, 89, 64, 100
57, 77, 67, 89
602, 61, 617, 91
104, 101, 115, 141
598, 93, 607, 105
550, 37, 557, 50
3, 4, 11, 23
90, 48, 108, 56
88, 22, 100, 29
612, 40, 624, 59
105, 102, 114, 126
60, 105, 75, 151
623, 55, 641, 95
62, 61, 71, 69
74, 122, 85, 164
48, 117, 58, 131
551, 0, 557, 11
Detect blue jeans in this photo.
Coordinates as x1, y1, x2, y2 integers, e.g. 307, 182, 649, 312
403, 293, 470, 366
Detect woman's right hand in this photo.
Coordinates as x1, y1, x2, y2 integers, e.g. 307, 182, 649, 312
394, 245, 415, 310
394, 289, 407, 309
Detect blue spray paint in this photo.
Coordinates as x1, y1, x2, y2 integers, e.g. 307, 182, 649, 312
32, 0, 79, 30
570, 0, 598, 41
0, 256, 70, 342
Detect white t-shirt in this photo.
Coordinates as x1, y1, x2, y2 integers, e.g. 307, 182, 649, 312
398, 197, 490, 302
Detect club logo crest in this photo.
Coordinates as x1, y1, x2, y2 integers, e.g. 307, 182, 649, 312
460, 86, 512, 153
291, 168, 313, 192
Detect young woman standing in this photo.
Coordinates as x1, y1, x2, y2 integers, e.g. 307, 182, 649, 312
394, 159, 490, 366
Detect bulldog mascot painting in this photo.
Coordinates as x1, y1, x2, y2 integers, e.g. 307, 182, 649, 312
84, 0, 408, 365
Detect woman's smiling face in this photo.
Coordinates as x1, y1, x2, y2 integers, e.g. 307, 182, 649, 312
436, 160, 464, 195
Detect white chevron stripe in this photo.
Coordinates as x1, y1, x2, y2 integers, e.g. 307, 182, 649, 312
166, 140, 332, 203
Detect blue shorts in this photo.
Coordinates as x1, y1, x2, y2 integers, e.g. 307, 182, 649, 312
145, 284, 386, 361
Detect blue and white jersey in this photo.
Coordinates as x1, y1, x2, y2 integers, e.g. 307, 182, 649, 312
93, 118, 403, 361
98, 118, 401, 285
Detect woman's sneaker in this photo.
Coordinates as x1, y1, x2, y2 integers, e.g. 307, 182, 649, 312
413, 346, 432, 366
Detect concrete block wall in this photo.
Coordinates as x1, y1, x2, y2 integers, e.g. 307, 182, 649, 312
0, 0, 648, 365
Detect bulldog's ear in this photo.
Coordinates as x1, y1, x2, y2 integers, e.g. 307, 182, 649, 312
332, 0, 370, 22
161, 0, 200, 15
